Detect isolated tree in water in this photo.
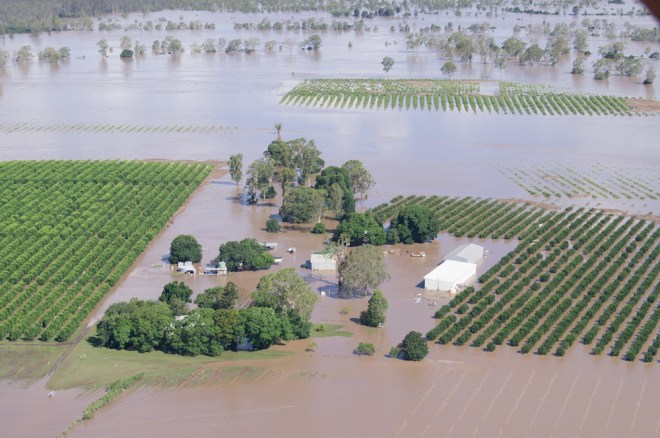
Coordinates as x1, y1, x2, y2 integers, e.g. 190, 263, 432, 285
360, 289, 388, 327
381, 56, 394, 76
169, 234, 202, 263
229, 153, 243, 186
400, 331, 429, 361
441, 61, 457, 79
338, 245, 390, 295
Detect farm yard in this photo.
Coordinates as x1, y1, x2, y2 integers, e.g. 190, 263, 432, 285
0, 160, 210, 343
497, 164, 660, 199
368, 195, 660, 362
281, 79, 659, 116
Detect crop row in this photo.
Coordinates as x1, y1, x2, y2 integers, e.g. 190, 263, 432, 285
420, 200, 659, 361
0, 161, 211, 342
497, 164, 659, 200
0, 122, 236, 135
282, 79, 641, 117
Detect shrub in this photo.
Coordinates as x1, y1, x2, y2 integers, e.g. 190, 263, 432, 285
355, 342, 376, 356
266, 219, 281, 233
359, 290, 388, 327
311, 223, 326, 234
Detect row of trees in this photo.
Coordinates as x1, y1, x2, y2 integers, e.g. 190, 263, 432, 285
97, 267, 318, 355
0, 46, 71, 65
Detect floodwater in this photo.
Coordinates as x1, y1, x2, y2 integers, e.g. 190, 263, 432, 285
0, 8, 659, 438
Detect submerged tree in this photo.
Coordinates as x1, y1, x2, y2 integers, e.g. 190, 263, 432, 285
381, 56, 394, 75
360, 289, 388, 327
169, 234, 202, 264
97, 39, 109, 57
229, 153, 243, 186
338, 245, 390, 295
441, 61, 457, 79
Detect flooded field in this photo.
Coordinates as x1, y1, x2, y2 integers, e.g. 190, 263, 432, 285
0, 7, 659, 438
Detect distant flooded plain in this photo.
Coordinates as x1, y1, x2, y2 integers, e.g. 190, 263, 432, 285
0, 8, 658, 438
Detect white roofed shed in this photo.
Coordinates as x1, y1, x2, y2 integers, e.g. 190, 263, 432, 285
424, 260, 476, 292
445, 243, 484, 264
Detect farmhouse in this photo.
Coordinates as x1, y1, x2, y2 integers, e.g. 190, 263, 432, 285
177, 261, 196, 274
445, 243, 484, 264
309, 252, 337, 271
424, 259, 476, 292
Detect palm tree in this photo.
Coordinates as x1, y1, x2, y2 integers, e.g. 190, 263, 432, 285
275, 123, 282, 140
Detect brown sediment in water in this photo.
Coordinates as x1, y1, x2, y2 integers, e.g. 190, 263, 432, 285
624, 97, 660, 113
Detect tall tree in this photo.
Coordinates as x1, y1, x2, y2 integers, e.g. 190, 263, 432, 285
229, 153, 243, 186
290, 138, 324, 185
245, 158, 274, 203
214, 238, 274, 272
278, 168, 297, 198
159, 281, 193, 305
274, 122, 282, 140
252, 268, 319, 324
338, 245, 390, 295
381, 56, 394, 75
360, 289, 388, 327
169, 234, 202, 263
441, 61, 457, 79
342, 160, 375, 202
333, 212, 386, 246
386, 205, 440, 244
280, 187, 325, 223
400, 331, 429, 361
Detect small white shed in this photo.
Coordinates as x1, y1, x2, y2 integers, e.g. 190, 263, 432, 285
310, 252, 337, 271
445, 243, 484, 264
424, 260, 476, 292
177, 261, 196, 274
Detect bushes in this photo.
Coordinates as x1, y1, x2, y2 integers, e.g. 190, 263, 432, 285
355, 342, 376, 356
266, 218, 281, 233
400, 331, 428, 361
311, 223, 326, 234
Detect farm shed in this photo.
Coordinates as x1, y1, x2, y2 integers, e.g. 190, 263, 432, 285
177, 261, 196, 274
445, 243, 484, 264
310, 252, 337, 271
424, 260, 476, 292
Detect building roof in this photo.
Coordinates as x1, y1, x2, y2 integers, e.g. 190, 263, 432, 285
445, 243, 484, 264
424, 260, 476, 283
311, 252, 336, 262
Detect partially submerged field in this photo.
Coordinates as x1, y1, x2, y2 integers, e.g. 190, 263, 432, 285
372, 195, 659, 361
282, 79, 660, 116
0, 160, 211, 342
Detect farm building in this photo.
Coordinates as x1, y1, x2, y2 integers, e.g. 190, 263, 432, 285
204, 261, 227, 275
309, 252, 337, 271
424, 260, 476, 292
445, 243, 484, 264
177, 261, 196, 274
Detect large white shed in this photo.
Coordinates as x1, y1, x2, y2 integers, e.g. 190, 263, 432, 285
424, 260, 476, 292
445, 243, 484, 264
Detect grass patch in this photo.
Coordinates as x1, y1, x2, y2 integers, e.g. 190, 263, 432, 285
311, 323, 353, 338
48, 327, 291, 390
0, 343, 65, 383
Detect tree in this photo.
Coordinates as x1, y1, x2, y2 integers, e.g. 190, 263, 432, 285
274, 122, 282, 140
214, 238, 274, 271
303, 34, 322, 50
120, 49, 134, 58
133, 42, 145, 56
494, 52, 507, 78
338, 245, 390, 295
245, 158, 274, 203
195, 282, 239, 310
328, 183, 344, 218
644, 66, 655, 85
400, 331, 429, 361
573, 30, 588, 53
342, 160, 375, 202
280, 187, 325, 223
0, 49, 8, 67
360, 289, 388, 327
519, 44, 545, 65
97, 39, 109, 57
159, 281, 193, 305
162, 308, 224, 356
237, 307, 287, 350
616, 56, 643, 77
120, 35, 132, 51
165, 36, 184, 55
387, 205, 440, 244
593, 58, 611, 80
266, 218, 281, 233
265, 140, 294, 169
333, 213, 386, 246
290, 138, 324, 185
229, 153, 243, 186
96, 299, 173, 353
38, 47, 61, 63
381, 56, 394, 75
441, 61, 457, 79
315, 166, 355, 215
201, 38, 217, 53
278, 168, 297, 198
571, 57, 585, 75
501, 36, 526, 58
169, 234, 202, 264
252, 268, 318, 337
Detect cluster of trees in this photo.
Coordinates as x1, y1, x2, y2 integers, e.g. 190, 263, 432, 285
213, 238, 274, 272
0, 45, 71, 65
96, 268, 318, 356
588, 41, 654, 82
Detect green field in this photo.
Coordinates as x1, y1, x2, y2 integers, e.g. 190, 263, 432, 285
281, 79, 657, 116
0, 121, 236, 135
0, 160, 211, 343
371, 195, 659, 362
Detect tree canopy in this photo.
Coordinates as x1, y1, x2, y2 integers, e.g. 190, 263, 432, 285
159, 281, 193, 305
360, 289, 388, 327
341, 160, 375, 202
168, 234, 202, 264
338, 245, 390, 295
400, 331, 429, 361
315, 166, 355, 215
280, 186, 325, 223
387, 205, 440, 244
229, 153, 243, 186
237, 307, 289, 350
214, 238, 274, 271
333, 212, 386, 246
194, 282, 239, 310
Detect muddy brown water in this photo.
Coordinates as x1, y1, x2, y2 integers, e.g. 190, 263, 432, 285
0, 9, 659, 438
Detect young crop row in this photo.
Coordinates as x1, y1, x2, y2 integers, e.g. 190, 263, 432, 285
368, 195, 543, 241
0, 122, 235, 135
497, 164, 659, 200
423, 201, 659, 361
0, 161, 211, 342
282, 79, 641, 117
